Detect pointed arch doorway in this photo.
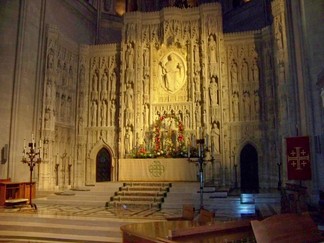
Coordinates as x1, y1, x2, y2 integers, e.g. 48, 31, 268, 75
240, 144, 259, 193
96, 148, 112, 182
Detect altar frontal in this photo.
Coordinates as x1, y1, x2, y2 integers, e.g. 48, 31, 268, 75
119, 158, 197, 181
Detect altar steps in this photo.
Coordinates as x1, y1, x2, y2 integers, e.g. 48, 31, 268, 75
106, 182, 171, 209
162, 182, 281, 220
0, 212, 137, 243
34, 182, 123, 207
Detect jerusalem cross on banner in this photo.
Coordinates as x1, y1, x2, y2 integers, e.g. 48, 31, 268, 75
286, 136, 311, 180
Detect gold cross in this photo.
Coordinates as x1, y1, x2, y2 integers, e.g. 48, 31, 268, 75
287, 147, 309, 170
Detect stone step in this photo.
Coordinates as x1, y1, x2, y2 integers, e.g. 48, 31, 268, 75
115, 191, 166, 197
123, 182, 172, 187
111, 196, 164, 203
0, 213, 134, 243
120, 186, 170, 192
107, 201, 161, 209
34, 182, 123, 207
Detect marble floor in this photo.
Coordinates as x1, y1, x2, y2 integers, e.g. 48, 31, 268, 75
0, 184, 283, 242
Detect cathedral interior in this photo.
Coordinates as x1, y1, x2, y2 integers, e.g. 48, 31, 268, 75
0, 0, 324, 202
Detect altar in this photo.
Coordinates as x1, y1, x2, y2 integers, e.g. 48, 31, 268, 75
119, 158, 198, 181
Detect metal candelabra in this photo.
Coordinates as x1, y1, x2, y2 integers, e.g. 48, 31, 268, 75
188, 134, 214, 210
22, 134, 42, 210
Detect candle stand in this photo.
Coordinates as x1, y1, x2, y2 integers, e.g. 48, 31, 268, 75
22, 136, 42, 210
188, 137, 214, 210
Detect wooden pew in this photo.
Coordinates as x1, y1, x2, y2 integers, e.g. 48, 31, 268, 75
168, 220, 251, 239
251, 213, 324, 242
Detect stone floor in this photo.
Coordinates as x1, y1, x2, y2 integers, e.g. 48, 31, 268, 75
0, 183, 284, 242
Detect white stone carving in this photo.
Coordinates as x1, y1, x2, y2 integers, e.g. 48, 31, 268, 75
159, 52, 186, 94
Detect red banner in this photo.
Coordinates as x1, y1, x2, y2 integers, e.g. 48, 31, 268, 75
286, 136, 311, 180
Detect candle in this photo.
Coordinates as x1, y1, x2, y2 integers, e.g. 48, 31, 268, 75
187, 146, 191, 158
205, 134, 209, 148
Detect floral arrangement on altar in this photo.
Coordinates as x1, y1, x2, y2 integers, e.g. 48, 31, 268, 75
130, 114, 188, 158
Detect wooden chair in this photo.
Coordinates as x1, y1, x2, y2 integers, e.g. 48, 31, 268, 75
166, 204, 195, 221
197, 208, 215, 225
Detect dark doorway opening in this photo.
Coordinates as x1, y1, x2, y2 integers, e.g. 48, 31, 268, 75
96, 148, 111, 182
240, 144, 259, 193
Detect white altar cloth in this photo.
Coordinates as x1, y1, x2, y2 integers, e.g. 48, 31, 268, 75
119, 158, 198, 181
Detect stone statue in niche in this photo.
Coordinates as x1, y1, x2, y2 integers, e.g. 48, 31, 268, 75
252, 59, 259, 82
110, 99, 116, 126
47, 49, 55, 70
243, 91, 250, 120
211, 122, 220, 154
110, 71, 116, 101
124, 126, 133, 155
125, 83, 134, 109
159, 53, 185, 93
100, 71, 108, 101
253, 90, 260, 119
68, 66, 73, 87
125, 43, 134, 70
91, 101, 97, 126
193, 74, 200, 102
230, 62, 238, 87
209, 76, 219, 105
208, 35, 217, 77
46, 80, 52, 102
241, 60, 249, 82
91, 69, 99, 101
125, 44, 135, 84
232, 92, 239, 121
62, 63, 68, 86
100, 100, 107, 126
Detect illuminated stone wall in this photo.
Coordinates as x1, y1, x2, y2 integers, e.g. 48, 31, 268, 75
41, 2, 287, 189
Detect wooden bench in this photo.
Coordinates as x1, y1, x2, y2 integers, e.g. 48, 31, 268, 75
168, 219, 251, 239
251, 213, 324, 242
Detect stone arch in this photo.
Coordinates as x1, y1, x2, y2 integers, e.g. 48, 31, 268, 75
96, 147, 112, 182
239, 143, 259, 193
86, 140, 116, 185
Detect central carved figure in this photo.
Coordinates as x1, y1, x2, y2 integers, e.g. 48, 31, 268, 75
159, 52, 185, 93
